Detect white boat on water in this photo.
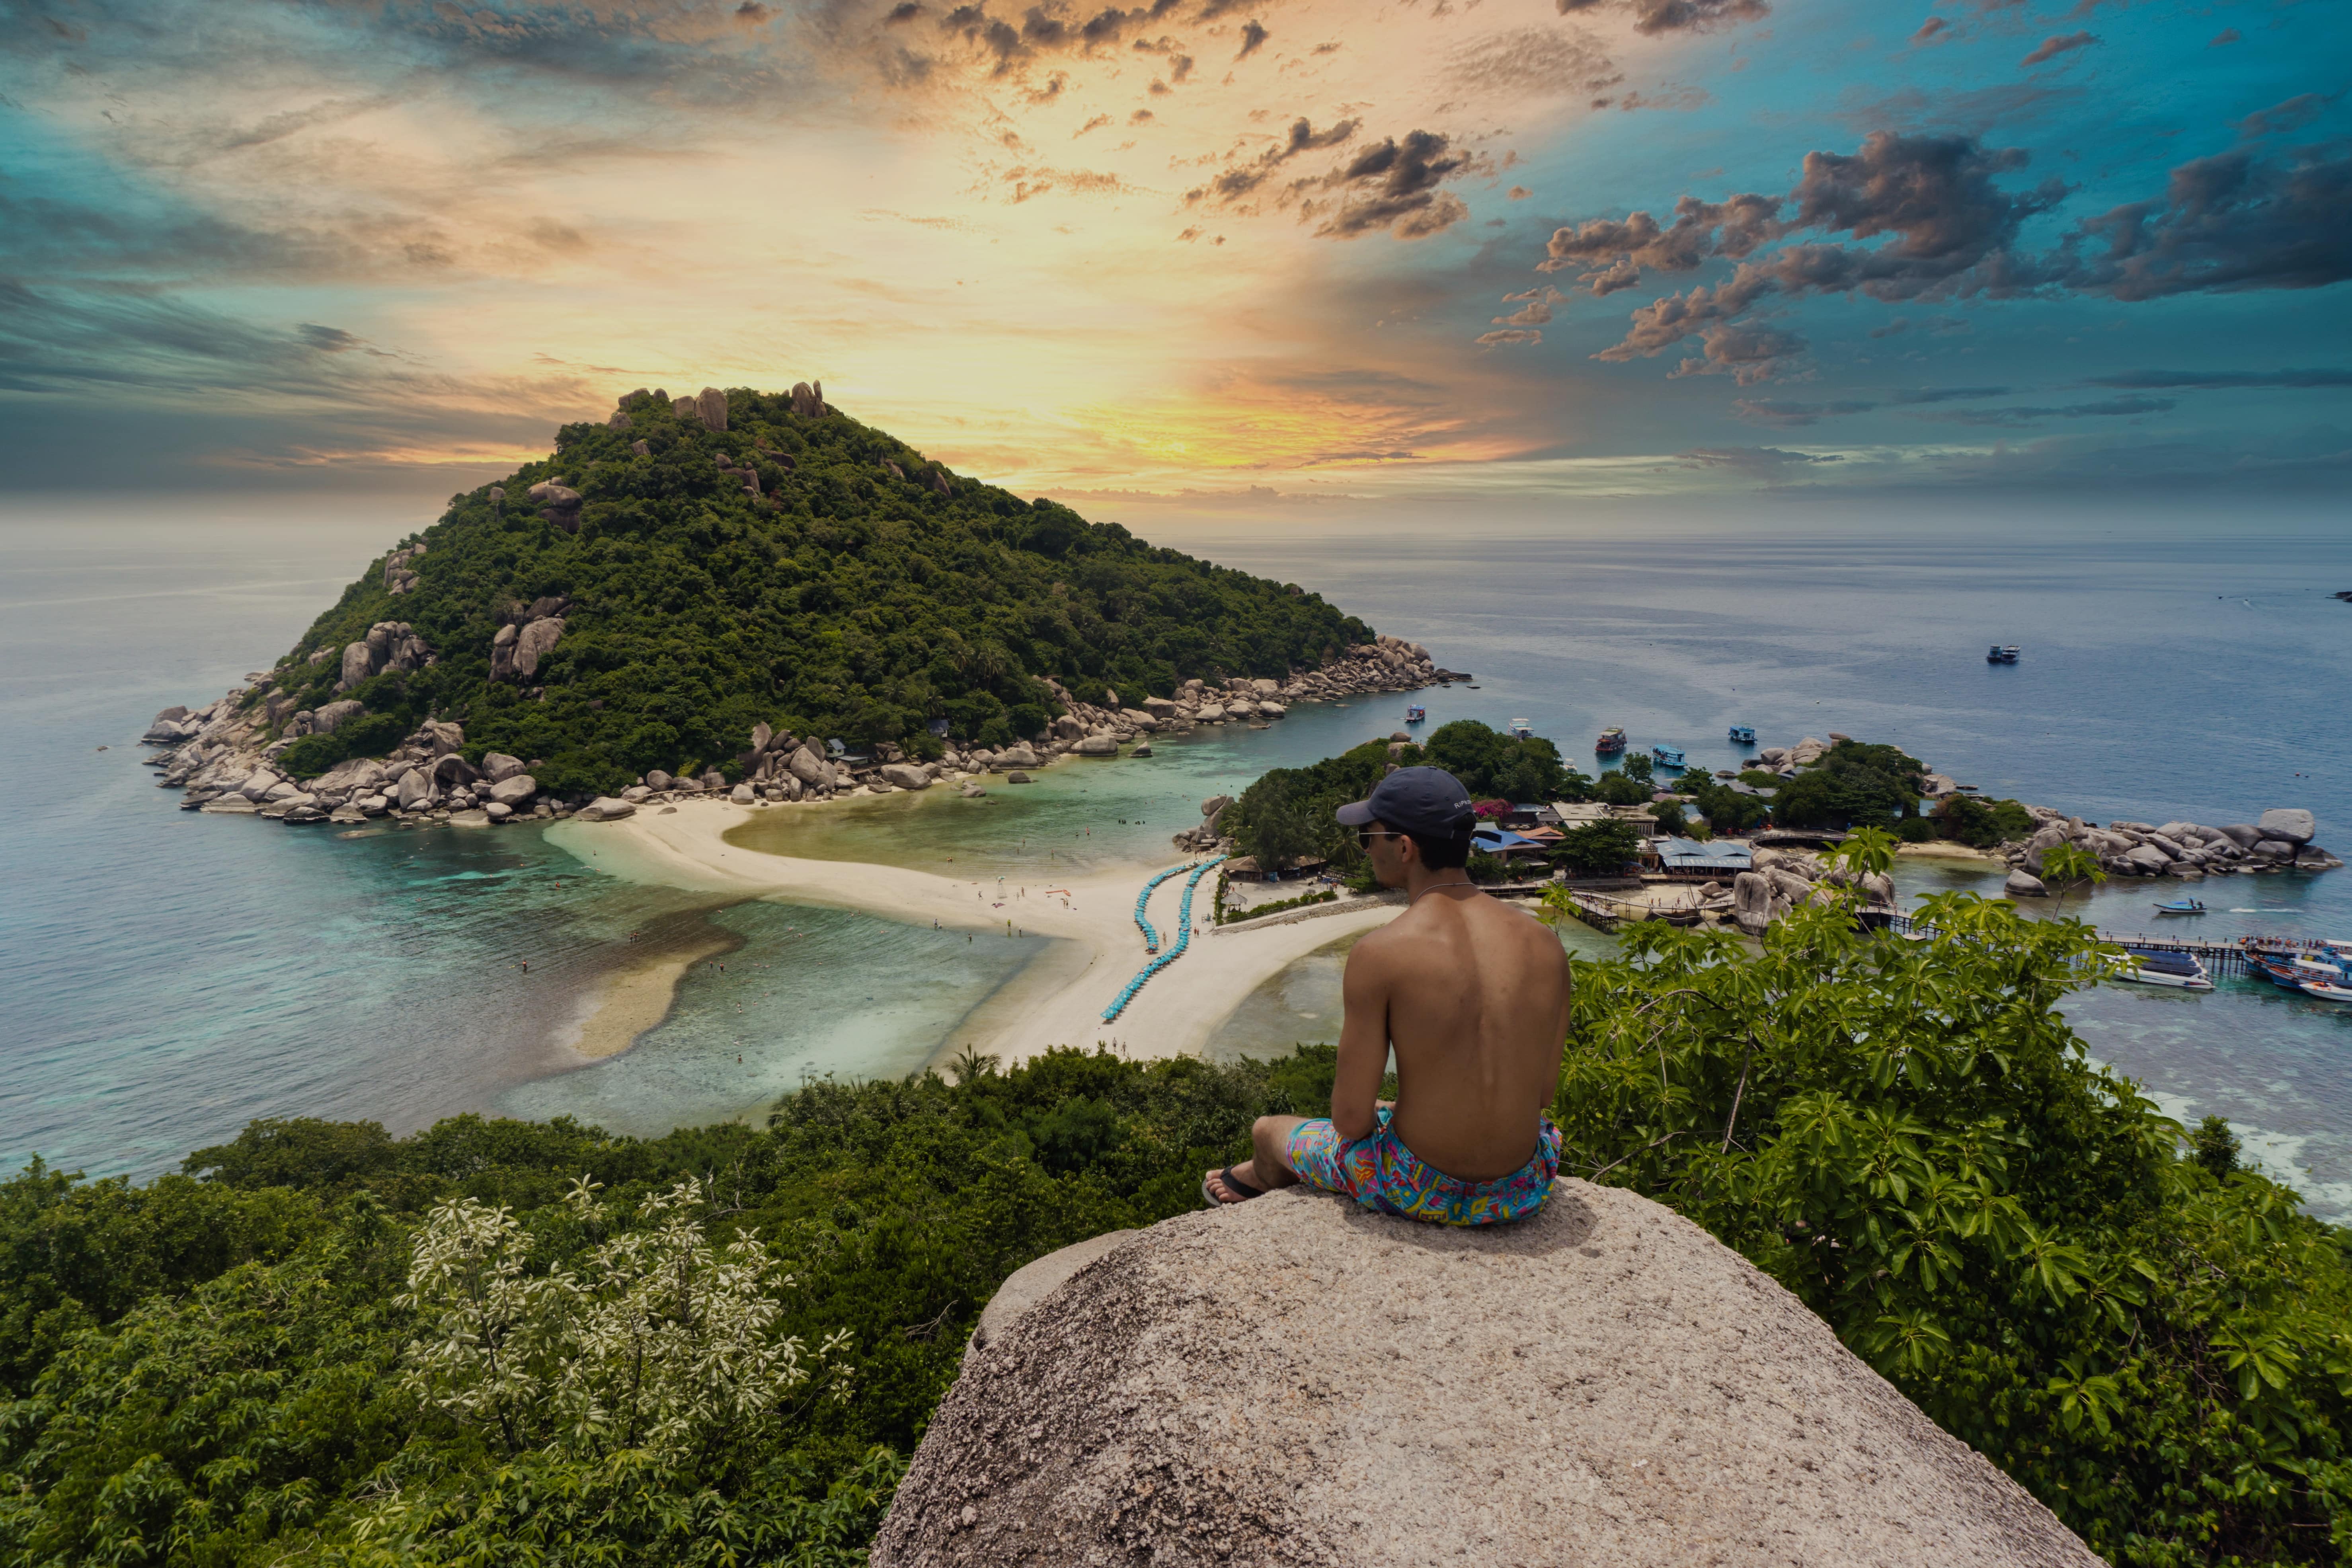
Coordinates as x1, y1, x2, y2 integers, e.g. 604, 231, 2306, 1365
2116, 949, 2212, 991
2302, 979, 2352, 1005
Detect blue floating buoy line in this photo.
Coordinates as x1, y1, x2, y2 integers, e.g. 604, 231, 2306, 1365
1102, 856, 1227, 1023
1132, 863, 1190, 953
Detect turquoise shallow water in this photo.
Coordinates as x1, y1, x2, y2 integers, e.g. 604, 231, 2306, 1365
3, 506, 2346, 1217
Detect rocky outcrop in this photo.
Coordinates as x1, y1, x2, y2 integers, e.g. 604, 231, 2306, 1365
526, 478, 583, 533
789, 380, 828, 419
1997, 808, 2337, 879
382, 541, 426, 595
876, 1186, 2097, 1568
880, 762, 935, 790
491, 598, 569, 682
332, 621, 432, 694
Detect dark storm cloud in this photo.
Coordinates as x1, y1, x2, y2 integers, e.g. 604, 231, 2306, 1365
2086, 368, 2352, 389
1235, 19, 1268, 57
1190, 116, 1356, 201
1313, 131, 1475, 240
1545, 126, 2352, 379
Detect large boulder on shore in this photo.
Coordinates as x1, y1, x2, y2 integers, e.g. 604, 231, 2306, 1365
874, 1185, 2097, 1568
2005, 869, 2048, 898
880, 762, 934, 790
2257, 808, 2315, 846
488, 774, 538, 808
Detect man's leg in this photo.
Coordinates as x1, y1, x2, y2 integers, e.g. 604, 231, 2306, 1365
1205, 1114, 1308, 1203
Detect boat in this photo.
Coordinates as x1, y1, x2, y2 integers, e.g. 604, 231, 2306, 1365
1728, 725, 1756, 745
2301, 979, 2352, 1005
2116, 949, 2212, 991
2292, 954, 2347, 981
1985, 645, 2020, 664
1594, 726, 1627, 756
1651, 743, 1686, 769
1404, 704, 1426, 725
2151, 898, 2206, 915
2255, 959, 2312, 992
1509, 717, 1533, 739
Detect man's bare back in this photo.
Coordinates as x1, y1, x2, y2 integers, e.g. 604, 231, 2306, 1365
1205, 766, 1572, 1223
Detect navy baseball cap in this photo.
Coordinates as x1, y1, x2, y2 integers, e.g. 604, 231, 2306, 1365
1336, 766, 1475, 836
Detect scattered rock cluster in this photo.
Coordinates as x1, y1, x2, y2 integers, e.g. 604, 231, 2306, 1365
334, 621, 432, 694
149, 702, 559, 828
1726, 848, 1897, 935
382, 541, 426, 595
526, 476, 583, 533
491, 597, 569, 682
2001, 805, 2338, 890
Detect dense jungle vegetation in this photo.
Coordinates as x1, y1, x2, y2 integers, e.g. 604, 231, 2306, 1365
260, 388, 1371, 794
6, 863, 2345, 1564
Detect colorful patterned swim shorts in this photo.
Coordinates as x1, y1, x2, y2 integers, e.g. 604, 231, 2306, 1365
1285, 1108, 1561, 1227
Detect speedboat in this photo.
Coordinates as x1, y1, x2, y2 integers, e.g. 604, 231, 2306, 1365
1985, 645, 2020, 664
2302, 979, 2352, 1005
2117, 949, 2212, 991
1595, 726, 1627, 756
2152, 899, 2206, 915
2292, 954, 2347, 981
1652, 743, 1687, 769
1405, 704, 1426, 725
1510, 717, 1533, 739
1728, 725, 1756, 745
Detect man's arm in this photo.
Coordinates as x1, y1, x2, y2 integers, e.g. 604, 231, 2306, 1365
1330, 940, 1391, 1142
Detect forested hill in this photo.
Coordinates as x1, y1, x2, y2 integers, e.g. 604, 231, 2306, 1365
250, 384, 1373, 795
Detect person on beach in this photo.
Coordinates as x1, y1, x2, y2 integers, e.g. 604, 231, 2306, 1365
1202, 766, 1571, 1227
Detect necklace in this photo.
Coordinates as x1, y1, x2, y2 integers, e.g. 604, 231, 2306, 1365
1408, 877, 1476, 906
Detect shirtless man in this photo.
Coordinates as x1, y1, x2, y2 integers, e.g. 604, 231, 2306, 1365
1203, 766, 1572, 1226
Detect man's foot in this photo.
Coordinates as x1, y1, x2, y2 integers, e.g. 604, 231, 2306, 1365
1202, 1163, 1266, 1207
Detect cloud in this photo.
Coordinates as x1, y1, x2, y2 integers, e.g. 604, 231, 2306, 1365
1507, 185, 1533, 200
1730, 383, 2011, 423
2020, 31, 2097, 68
1732, 398, 1876, 426
298, 324, 367, 353
1493, 285, 1565, 325
1189, 115, 1359, 203
1475, 329, 1544, 346
2085, 368, 2352, 389
1921, 395, 2175, 426
2208, 27, 2239, 46
1236, 20, 1268, 59
1551, 127, 2352, 377
1312, 131, 1478, 240
2065, 145, 2352, 300
2234, 94, 2334, 140
1909, 16, 1946, 44
1556, 0, 1770, 37
1677, 446, 1843, 470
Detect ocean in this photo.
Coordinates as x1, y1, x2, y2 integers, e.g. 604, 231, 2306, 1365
4, 501, 2347, 1216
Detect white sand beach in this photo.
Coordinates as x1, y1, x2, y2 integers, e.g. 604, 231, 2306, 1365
553, 798, 1404, 1065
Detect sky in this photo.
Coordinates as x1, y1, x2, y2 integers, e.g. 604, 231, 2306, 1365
2, 0, 2347, 520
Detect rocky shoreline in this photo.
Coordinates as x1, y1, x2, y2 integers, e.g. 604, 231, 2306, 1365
142, 634, 1454, 833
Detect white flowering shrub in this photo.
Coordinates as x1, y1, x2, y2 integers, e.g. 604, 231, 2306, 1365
397, 1175, 850, 1458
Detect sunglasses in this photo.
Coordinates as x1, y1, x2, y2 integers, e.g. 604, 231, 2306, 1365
1356, 827, 1405, 847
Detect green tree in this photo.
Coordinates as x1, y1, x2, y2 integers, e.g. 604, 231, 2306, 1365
2190, 1115, 2241, 1179
2039, 841, 2105, 918
1551, 819, 1643, 876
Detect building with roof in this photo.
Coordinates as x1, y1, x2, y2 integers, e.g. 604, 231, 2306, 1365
1652, 837, 1754, 874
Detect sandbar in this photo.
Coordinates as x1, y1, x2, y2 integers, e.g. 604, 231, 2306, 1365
553, 798, 1403, 1065
560, 919, 742, 1059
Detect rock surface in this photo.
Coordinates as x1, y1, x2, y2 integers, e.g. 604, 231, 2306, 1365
875, 1184, 2096, 1568
2258, 807, 2315, 846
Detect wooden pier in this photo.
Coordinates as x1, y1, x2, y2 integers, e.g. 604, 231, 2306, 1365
1884, 913, 2338, 978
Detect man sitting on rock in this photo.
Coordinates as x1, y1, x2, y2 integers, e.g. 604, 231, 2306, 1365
1204, 766, 1572, 1225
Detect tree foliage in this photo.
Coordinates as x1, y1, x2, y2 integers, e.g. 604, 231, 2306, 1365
1421, 720, 1584, 803
1553, 873, 2352, 1564
259, 390, 1371, 793
1767, 739, 1926, 829
5, 901, 2351, 1564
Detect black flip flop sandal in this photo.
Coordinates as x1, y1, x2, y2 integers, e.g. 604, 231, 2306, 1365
1202, 1165, 1266, 1207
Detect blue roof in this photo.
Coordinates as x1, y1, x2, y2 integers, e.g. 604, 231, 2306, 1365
1472, 827, 1543, 849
